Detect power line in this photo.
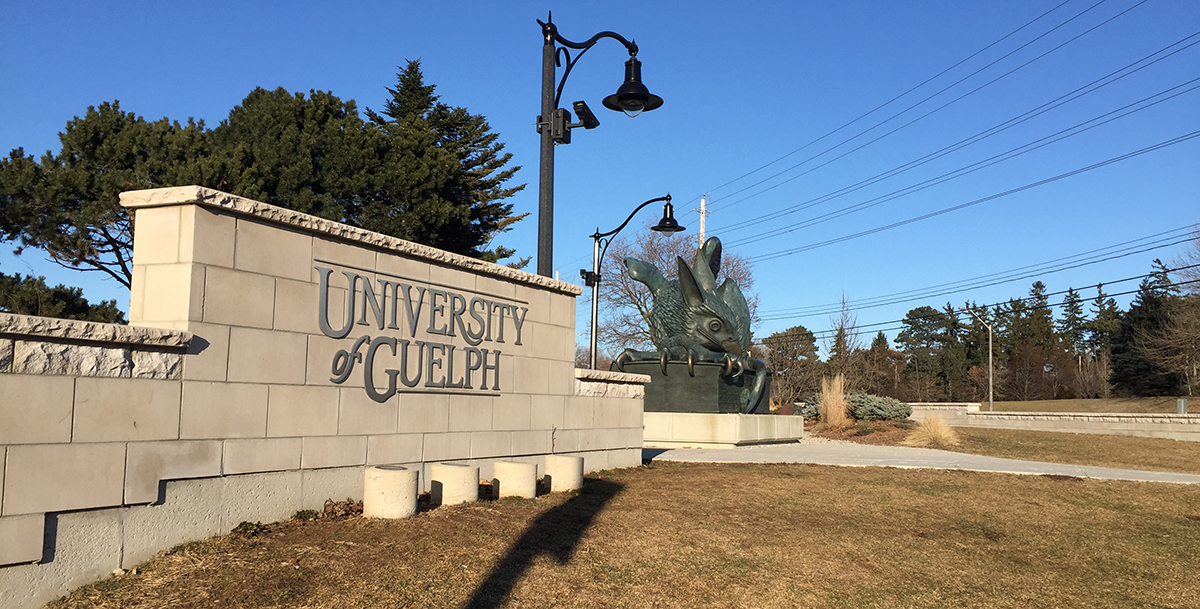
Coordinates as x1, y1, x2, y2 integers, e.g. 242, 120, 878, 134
713, 32, 1200, 235
677, 0, 1083, 213
759, 234, 1196, 321
723, 78, 1200, 248
746, 129, 1200, 263
700, 0, 1143, 216
761, 224, 1197, 312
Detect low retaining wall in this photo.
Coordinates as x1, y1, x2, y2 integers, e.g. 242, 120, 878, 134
910, 404, 1200, 441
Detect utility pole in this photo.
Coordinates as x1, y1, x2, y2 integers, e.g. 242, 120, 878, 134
962, 306, 994, 412
695, 194, 709, 247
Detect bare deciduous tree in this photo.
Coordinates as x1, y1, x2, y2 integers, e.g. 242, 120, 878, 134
1136, 296, 1200, 396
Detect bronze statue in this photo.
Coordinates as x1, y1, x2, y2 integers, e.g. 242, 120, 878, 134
612, 237, 770, 413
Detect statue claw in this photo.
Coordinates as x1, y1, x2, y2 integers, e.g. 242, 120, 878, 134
660, 350, 669, 376
613, 350, 630, 372
686, 350, 695, 377
722, 354, 734, 376
732, 359, 745, 379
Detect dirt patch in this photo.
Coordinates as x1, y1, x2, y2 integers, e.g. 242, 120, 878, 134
807, 419, 915, 445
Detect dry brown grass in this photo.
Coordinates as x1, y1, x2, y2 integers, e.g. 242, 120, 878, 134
902, 416, 961, 448
819, 374, 849, 428
46, 463, 1200, 609
947, 427, 1200, 475
812, 421, 1200, 476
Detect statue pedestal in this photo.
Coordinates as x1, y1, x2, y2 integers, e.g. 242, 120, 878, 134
642, 412, 805, 449
623, 361, 763, 414
623, 360, 799, 448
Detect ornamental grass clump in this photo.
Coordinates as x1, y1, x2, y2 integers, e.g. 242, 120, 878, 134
819, 375, 850, 428
902, 416, 961, 449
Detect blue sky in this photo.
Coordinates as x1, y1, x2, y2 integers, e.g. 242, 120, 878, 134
2, 1, 1197, 352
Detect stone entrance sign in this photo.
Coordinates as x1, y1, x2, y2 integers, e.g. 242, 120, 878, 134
0, 186, 649, 609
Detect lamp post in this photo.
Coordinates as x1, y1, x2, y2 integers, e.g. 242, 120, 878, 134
537, 13, 664, 278
963, 307, 994, 411
580, 195, 684, 369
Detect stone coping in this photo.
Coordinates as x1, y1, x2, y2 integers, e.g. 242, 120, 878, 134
120, 186, 584, 297
970, 411, 1200, 422
0, 313, 192, 348
575, 368, 652, 385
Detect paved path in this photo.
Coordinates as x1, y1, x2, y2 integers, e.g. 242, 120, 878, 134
644, 443, 1200, 484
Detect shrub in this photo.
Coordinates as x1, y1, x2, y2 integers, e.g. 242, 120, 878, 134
902, 417, 961, 448
292, 510, 320, 521
800, 392, 822, 421
820, 375, 850, 428
232, 521, 269, 537
847, 392, 913, 420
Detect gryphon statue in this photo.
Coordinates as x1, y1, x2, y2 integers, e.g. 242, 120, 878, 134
612, 237, 770, 413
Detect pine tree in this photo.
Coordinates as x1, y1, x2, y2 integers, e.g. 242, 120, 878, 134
0, 271, 125, 323
1057, 287, 1087, 357
764, 325, 821, 404
364, 60, 527, 265
0, 68, 530, 314
896, 306, 946, 401
1110, 275, 1181, 396
0, 102, 209, 288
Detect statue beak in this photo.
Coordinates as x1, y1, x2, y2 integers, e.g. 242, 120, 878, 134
722, 340, 743, 355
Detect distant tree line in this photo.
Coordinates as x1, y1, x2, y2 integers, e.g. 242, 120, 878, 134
764, 240, 1200, 404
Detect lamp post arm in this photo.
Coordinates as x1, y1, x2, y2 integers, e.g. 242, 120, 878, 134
594, 195, 671, 240
540, 17, 638, 108
540, 18, 638, 54
593, 194, 671, 276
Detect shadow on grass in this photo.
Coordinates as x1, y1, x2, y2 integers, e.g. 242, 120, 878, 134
462, 478, 623, 609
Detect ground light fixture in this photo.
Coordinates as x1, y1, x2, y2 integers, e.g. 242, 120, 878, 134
536, 12, 664, 277
581, 195, 684, 369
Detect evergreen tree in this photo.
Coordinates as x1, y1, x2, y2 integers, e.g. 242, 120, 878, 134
1025, 281, 1057, 351
1085, 283, 1121, 357
209, 88, 379, 223
1057, 287, 1087, 357
0, 67, 529, 316
0, 102, 210, 288
1110, 276, 1181, 396
764, 325, 821, 404
896, 306, 946, 401
364, 60, 527, 265
0, 271, 125, 323
938, 303, 969, 400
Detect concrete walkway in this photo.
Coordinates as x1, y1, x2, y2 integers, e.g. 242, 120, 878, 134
644, 443, 1200, 484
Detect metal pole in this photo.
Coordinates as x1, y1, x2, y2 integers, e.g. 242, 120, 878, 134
537, 21, 557, 278
589, 236, 601, 369
964, 307, 994, 411
987, 323, 994, 411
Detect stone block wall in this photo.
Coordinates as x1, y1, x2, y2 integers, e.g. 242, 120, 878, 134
0, 186, 649, 609
909, 404, 1200, 441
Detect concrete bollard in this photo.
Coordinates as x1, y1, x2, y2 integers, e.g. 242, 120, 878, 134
430, 463, 479, 506
363, 465, 419, 519
543, 455, 584, 492
492, 461, 537, 499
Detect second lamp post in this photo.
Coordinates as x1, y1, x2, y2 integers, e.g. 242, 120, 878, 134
581, 195, 684, 369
